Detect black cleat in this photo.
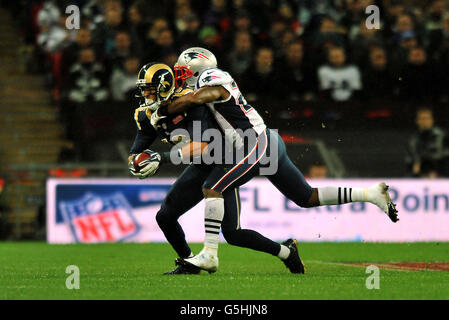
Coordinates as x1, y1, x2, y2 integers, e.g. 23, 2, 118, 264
281, 239, 305, 274
384, 185, 399, 222
163, 258, 201, 275
387, 201, 399, 223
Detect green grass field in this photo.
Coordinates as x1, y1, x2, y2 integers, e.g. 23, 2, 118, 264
1, 242, 448, 300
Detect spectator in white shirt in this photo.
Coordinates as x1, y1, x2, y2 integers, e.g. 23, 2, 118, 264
318, 46, 362, 102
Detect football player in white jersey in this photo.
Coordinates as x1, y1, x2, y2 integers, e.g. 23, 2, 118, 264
150, 47, 399, 274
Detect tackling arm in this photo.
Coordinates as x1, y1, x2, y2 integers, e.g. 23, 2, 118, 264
159, 141, 208, 164
158, 86, 229, 116
179, 141, 208, 159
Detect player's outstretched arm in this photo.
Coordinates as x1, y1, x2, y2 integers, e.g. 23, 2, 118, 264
179, 141, 208, 159
159, 86, 229, 115
157, 141, 208, 164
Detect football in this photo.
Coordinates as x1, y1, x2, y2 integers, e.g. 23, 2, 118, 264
132, 151, 151, 173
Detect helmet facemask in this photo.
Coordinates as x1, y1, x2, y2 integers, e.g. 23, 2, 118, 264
174, 65, 193, 88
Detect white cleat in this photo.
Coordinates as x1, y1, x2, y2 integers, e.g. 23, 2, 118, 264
368, 182, 399, 223
182, 248, 219, 273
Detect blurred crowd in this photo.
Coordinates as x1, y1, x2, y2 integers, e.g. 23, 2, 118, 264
13, 0, 449, 105
4, 0, 449, 173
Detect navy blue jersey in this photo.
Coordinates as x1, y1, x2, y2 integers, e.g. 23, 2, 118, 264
128, 103, 215, 155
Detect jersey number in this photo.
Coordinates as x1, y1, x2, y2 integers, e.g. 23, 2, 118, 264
231, 81, 253, 113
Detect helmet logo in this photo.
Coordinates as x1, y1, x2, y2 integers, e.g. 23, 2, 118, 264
184, 51, 210, 64
162, 81, 170, 89
160, 72, 170, 90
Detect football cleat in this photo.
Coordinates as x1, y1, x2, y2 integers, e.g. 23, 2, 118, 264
368, 182, 399, 223
281, 238, 305, 274
179, 248, 219, 273
163, 258, 201, 275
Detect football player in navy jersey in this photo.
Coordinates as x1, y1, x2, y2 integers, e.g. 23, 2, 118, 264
129, 62, 238, 274
148, 48, 399, 274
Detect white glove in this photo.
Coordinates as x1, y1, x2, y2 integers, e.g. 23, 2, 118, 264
129, 150, 162, 179
150, 108, 166, 129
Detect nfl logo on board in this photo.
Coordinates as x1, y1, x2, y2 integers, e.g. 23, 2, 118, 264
59, 192, 141, 243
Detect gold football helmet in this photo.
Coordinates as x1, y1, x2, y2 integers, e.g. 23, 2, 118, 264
136, 62, 175, 109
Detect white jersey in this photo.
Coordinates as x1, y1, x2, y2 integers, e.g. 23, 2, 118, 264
317, 64, 361, 101
195, 68, 266, 148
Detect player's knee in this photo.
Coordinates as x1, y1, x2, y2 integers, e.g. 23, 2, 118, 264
302, 188, 319, 208
288, 198, 311, 208
155, 209, 167, 228
155, 206, 174, 229
291, 188, 318, 208
202, 188, 223, 198
301, 201, 312, 208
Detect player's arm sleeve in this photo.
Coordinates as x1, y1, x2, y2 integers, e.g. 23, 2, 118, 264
196, 69, 233, 89
129, 109, 157, 155
129, 130, 157, 155
194, 68, 233, 104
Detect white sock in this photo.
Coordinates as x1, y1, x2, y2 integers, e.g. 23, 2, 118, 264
204, 197, 224, 252
277, 245, 290, 260
317, 186, 368, 205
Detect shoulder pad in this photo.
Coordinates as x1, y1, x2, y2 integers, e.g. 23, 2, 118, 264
134, 106, 152, 130
196, 68, 233, 89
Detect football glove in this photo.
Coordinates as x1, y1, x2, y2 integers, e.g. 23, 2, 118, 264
129, 150, 162, 179
128, 159, 138, 176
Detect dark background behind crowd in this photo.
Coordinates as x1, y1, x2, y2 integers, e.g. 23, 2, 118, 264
3, 0, 449, 178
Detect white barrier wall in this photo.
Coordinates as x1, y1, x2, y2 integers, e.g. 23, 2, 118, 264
46, 178, 449, 243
